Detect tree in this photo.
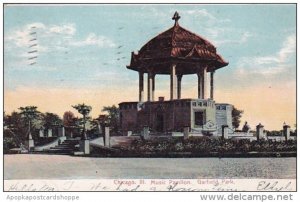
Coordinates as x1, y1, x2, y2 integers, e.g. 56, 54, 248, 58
63, 111, 81, 138
102, 105, 120, 134
4, 111, 26, 152
19, 106, 41, 139
3, 107, 41, 152
72, 103, 92, 140
91, 114, 108, 133
232, 106, 243, 129
93, 114, 108, 126
42, 112, 62, 129
63, 111, 76, 127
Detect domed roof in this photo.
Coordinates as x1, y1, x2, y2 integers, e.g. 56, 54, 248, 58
127, 12, 228, 75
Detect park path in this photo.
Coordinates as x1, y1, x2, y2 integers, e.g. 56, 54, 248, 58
4, 154, 296, 180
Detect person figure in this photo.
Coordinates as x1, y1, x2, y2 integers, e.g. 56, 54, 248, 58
242, 121, 251, 133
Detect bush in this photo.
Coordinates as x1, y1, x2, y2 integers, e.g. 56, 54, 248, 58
126, 137, 297, 154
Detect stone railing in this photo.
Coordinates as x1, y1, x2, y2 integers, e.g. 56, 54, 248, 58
34, 136, 66, 152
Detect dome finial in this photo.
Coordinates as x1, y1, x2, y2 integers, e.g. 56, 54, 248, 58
172, 11, 180, 26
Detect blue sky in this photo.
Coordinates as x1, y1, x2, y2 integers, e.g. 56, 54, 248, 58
4, 4, 296, 129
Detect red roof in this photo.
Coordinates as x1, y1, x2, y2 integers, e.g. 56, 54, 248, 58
127, 13, 228, 74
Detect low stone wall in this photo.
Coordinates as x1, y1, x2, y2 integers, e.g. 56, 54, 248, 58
267, 136, 296, 141
90, 136, 141, 148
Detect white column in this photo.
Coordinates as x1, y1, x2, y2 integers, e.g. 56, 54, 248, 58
197, 72, 201, 99
139, 72, 144, 102
59, 126, 66, 141
80, 140, 90, 154
197, 67, 207, 99
177, 74, 182, 99
152, 74, 155, 101
61, 126, 65, 137
202, 67, 207, 99
210, 71, 214, 100
48, 129, 52, 137
39, 129, 44, 137
147, 72, 153, 101
105, 127, 110, 147
170, 64, 177, 100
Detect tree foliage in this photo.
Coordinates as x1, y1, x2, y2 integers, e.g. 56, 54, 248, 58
18, 106, 41, 138
91, 115, 107, 133
19, 106, 41, 122
72, 103, 92, 139
4, 112, 27, 149
4, 107, 41, 152
102, 105, 120, 134
232, 106, 244, 129
42, 112, 62, 129
72, 103, 92, 117
63, 111, 76, 127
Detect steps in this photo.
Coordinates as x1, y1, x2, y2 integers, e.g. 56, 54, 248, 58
47, 139, 80, 154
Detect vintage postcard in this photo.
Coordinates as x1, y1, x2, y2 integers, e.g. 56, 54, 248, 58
2, 2, 297, 196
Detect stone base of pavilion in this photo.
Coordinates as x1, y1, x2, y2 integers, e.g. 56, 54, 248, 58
119, 98, 234, 137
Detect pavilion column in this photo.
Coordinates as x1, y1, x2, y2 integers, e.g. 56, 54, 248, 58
197, 72, 202, 99
177, 74, 182, 99
138, 71, 144, 102
152, 74, 156, 101
147, 72, 154, 101
170, 64, 177, 100
197, 67, 207, 99
210, 71, 215, 100
202, 67, 207, 99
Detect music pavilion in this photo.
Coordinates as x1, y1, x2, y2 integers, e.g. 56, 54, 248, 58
119, 12, 233, 135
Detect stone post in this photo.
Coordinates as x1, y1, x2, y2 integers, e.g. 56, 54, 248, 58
59, 127, 66, 142
80, 139, 90, 155
222, 125, 229, 140
104, 127, 110, 147
27, 132, 34, 151
62, 126, 65, 137
58, 126, 65, 137
39, 129, 44, 137
283, 124, 290, 142
170, 64, 177, 100
139, 72, 144, 102
142, 126, 150, 140
256, 123, 264, 141
127, 131, 132, 136
183, 127, 189, 140
48, 129, 52, 137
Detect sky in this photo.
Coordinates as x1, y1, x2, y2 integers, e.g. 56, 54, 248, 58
4, 4, 296, 130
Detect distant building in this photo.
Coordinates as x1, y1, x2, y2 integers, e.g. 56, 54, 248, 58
119, 12, 232, 135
